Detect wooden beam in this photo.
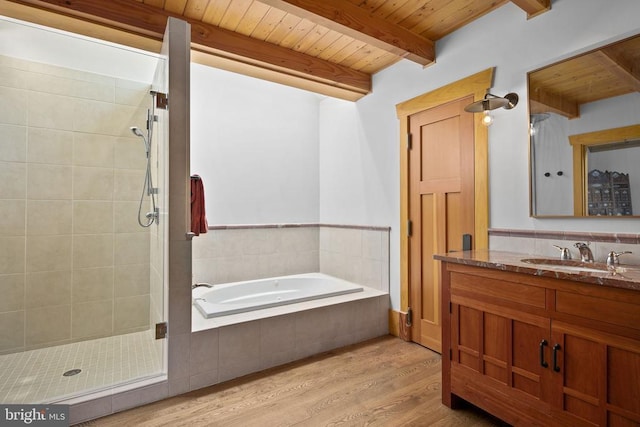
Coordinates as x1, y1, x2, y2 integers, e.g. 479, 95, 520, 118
594, 49, 640, 93
510, 0, 551, 19
259, 0, 435, 66
529, 86, 579, 119
5, 0, 371, 94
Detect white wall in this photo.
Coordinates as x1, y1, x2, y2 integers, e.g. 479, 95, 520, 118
190, 63, 321, 224
318, 0, 640, 309
0, 17, 157, 83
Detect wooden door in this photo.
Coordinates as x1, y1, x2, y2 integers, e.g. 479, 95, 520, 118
408, 96, 475, 352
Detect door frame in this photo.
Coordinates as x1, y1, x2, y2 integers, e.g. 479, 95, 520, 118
394, 68, 494, 334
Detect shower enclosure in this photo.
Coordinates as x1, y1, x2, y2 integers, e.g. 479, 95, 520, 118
0, 17, 167, 404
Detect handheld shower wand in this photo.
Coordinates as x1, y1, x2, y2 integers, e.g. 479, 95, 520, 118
129, 122, 157, 227
130, 126, 150, 157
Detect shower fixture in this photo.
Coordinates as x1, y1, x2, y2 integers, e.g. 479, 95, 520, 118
130, 126, 150, 156
131, 91, 159, 228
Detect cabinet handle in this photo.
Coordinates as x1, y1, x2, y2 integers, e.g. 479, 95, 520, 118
539, 339, 548, 368
552, 343, 561, 372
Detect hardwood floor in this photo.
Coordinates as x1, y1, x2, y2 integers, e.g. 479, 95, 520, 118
78, 335, 506, 427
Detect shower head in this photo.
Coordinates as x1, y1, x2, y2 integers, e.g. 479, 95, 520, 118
130, 126, 145, 138
130, 126, 150, 155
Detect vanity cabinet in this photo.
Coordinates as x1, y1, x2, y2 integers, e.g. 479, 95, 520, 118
442, 262, 640, 426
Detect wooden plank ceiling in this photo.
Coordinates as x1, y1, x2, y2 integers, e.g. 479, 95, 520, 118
1, 0, 550, 100
529, 34, 640, 119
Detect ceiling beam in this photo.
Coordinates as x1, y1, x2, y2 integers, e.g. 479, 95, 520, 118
529, 86, 579, 119
5, 0, 371, 95
594, 49, 640, 93
258, 0, 435, 66
510, 0, 551, 19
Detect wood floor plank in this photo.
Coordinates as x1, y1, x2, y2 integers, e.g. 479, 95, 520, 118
77, 336, 505, 426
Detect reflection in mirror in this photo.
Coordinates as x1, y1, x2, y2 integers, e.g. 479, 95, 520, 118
528, 34, 640, 217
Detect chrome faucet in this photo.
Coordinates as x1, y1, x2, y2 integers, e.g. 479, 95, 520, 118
574, 242, 594, 263
606, 251, 632, 267
552, 245, 571, 260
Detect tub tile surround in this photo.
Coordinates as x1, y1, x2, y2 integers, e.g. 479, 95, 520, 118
186, 223, 391, 394
0, 54, 153, 353
489, 228, 640, 266
192, 224, 390, 293
187, 294, 388, 391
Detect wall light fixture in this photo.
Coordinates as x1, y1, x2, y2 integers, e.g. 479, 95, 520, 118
464, 92, 519, 126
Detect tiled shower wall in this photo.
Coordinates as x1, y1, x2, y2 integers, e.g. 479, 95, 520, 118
192, 224, 390, 292
0, 55, 152, 354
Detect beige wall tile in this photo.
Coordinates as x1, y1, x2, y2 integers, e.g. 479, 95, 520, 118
0, 236, 25, 274
114, 233, 149, 266
0, 274, 24, 312
0, 162, 26, 199
72, 80, 115, 102
26, 270, 71, 308
114, 169, 146, 201
0, 87, 27, 125
72, 267, 114, 303
26, 200, 72, 235
115, 137, 147, 170
27, 164, 72, 200
73, 99, 140, 137
0, 64, 27, 89
73, 234, 113, 269
0, 200, 25, 236
114, 264, 149, 297
26, 235, 71, 273
73, 167, 114, 201
115, 80, 150, 107
0, 124, 26, 162
72, 300, 113, 339
0, 311, 24, 351
27, 128, 73, 165
28, 92, 74, 131
73, 133, 115, 167
114, 201, 144, 233
73, 201, 113, 234
25, 71, 74, 96
26, 304, 70, 346
114, 295, 149, 332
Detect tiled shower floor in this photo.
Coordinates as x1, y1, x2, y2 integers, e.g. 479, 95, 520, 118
0, 331, 163, 404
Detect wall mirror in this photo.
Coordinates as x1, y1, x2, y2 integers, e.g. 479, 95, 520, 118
528, 33, 640, 217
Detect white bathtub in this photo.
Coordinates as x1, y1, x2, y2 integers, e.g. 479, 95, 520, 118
192, 273, 363, 318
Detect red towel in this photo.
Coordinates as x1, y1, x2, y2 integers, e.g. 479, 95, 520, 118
190, 175, 208, 236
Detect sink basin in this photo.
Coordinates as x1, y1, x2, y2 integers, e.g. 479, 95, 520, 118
520, 258, 611, 274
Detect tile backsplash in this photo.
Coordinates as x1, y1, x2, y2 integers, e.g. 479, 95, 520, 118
489, 228, 640, 266
192, 224, 390, 292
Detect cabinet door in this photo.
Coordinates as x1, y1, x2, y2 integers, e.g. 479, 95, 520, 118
551, 322, 640, 426
451, 302, 552, 408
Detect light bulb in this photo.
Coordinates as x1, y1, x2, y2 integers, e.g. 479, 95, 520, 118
481, 110, 494, 126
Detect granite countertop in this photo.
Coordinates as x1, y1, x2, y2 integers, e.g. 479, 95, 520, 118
434, 249, 640, 292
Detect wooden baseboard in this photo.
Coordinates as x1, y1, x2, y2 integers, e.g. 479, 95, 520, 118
388, 309, 400, 337
389, 309, 412, 341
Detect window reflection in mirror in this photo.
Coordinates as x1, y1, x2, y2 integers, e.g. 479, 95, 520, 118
528, 34, 640, 217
